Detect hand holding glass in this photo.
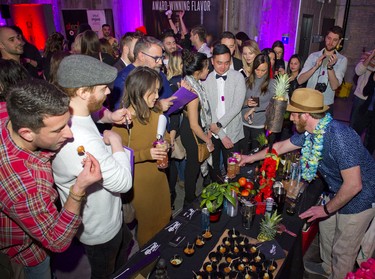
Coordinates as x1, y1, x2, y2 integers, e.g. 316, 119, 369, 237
248, 96, 260, 107
154, 140, 169, 169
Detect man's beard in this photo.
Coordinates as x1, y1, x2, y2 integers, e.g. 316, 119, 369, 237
88, 94, 105, 113
295, 117, 307, 133
168, 47, 177, 54
325, 45, 336, 52
11, 44, 24, 55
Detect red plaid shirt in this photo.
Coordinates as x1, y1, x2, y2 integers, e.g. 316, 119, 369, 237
0, 102, 7, 120
0, 110, 82, 267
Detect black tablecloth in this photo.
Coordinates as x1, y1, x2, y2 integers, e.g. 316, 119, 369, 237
113, 176, 325, 279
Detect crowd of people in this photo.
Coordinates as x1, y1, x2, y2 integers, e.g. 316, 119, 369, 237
0, 10, 374, 279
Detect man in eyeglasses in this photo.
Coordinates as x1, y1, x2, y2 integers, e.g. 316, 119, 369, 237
111, 36, 176, 111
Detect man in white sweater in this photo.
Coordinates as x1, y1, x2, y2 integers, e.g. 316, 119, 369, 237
52, 55, 133, 278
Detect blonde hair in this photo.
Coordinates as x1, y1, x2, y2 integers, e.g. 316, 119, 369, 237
71, 33, 83, 54
241, 40, 260, 76
166, 50, 183, 80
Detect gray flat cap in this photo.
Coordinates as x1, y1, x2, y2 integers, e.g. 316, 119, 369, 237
57, 54, 117, 88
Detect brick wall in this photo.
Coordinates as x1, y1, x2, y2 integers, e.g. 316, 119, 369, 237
340, 0, 375, 83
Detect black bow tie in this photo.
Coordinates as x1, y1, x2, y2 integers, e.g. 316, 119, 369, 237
216, 74, 227, 81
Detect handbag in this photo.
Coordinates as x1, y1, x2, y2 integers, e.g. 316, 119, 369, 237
171, 136, 186, 159
193, 133, 210, 163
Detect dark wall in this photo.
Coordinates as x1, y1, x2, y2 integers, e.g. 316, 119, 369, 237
142, 0, 224, 40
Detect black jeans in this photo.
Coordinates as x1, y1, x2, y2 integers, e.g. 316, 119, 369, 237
350, 96, 375, 155
180, 116, 201, 205
239, 126, 265, 154
167, 158, 178, 206
350, 96, 367, 134
83, 223, 132, 279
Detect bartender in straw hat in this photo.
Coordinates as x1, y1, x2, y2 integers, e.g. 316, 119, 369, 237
239, 88, 375, 279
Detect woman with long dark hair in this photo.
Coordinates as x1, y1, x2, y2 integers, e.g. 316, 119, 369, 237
240, 53, 275, 153
0, 59, 30, 102
81, 30, 115, 65
180, 50, 213, 205
42, 32, 65, 80
261, 48, 276, 78
272, 40, 287, 75
286, 54, 303, 97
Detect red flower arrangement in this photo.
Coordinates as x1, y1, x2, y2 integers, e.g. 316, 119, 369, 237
345, 258, 375, 279
255, 149, 278, 214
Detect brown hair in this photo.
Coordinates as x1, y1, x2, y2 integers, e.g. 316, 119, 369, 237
123, 67, 162, 124
49, 51, 71, 85
241, 40, 261, 76
81, 30, 100, 58
246, 53, 270, 95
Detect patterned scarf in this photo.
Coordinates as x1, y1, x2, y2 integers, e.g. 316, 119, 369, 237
185, 75, 212, 132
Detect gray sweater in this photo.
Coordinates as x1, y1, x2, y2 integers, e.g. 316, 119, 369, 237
242, 76, 275, 128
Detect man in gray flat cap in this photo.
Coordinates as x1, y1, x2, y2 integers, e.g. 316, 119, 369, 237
53, 55, 134, 278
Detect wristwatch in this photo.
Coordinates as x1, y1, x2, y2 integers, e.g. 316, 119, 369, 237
216, 122, 222, 129
327, 65, 334, 71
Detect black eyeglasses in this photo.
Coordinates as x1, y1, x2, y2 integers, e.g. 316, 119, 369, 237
141, 51, 164, 63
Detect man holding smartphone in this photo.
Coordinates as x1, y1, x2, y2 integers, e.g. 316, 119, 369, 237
298, 26, 347, 115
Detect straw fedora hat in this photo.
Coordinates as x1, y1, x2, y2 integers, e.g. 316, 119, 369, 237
287, 88, 329, 113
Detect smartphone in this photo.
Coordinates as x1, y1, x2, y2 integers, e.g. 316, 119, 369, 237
322, 55, 330, 68
322, 50, 336, 68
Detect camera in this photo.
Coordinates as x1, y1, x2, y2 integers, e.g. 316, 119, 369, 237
315, 82, 327, 93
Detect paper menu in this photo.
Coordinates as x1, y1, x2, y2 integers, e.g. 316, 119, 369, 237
164, 87, 198, 116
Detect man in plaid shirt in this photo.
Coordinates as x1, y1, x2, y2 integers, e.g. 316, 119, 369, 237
0, 80, 102, 278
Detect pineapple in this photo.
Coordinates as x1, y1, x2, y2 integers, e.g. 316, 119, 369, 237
257, 211, 282, 242
273, 74, 290, 101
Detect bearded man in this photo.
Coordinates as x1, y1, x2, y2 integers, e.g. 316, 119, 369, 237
0, 26, 24, 62
53, 55, 134, 278
297, 26, 347, 115
240, 88, 375, 279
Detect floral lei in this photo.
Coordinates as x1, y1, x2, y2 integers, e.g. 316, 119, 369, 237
300, 113, 333, 182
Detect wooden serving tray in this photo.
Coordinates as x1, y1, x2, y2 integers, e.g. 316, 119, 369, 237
199, 229, 287, 278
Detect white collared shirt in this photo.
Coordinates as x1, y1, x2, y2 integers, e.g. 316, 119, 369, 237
215, 71, 228, 136
121, 57, 129, 67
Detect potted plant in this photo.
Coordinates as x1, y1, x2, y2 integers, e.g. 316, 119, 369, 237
200, 181, 240, 222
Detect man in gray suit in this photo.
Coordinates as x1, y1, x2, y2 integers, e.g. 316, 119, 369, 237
204, 44, 246, 182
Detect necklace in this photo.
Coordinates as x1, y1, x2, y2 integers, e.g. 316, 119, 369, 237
300, 113, 333, 182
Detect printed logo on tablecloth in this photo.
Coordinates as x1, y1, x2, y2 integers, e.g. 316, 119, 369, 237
141, 242, 161, 255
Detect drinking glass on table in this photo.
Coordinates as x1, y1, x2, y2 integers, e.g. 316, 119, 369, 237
273, 184, 286, 214
241, 201, 256, 230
